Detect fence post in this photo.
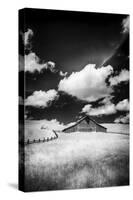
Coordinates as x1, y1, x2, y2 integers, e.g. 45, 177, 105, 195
53, 130, 58, 138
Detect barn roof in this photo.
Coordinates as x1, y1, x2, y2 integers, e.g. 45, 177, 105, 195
62, 115, 107, 132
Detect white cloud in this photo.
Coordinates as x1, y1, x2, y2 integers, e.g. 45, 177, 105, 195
58, 64, 113, 102
46, 61, 56, 72
21, 29, 57, 73
25, 53, 43, 72
25, 52, 56, 73
116, 99, 129, 111
122, 16, 130, 34
114, 113, 129, 124
39, 119, 76, 131
24, 28, 34, 46
109, 69, 129, 86
82, 103, 116, 116
21, 52, 66, 74
82, 98, 129, 116
22, 52, 66, 74
59, 71, 68, 77
25, 89, 58, 107
21, 29, 66, 75
82, 104, 92, 113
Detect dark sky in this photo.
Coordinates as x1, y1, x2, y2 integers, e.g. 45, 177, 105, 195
19, 8, 129, 124
24, 8, 126, 71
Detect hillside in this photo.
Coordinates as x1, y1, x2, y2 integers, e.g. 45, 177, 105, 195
101, 123, 129, 134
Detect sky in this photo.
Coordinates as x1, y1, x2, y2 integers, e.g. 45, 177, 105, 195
19, 8, 129, 125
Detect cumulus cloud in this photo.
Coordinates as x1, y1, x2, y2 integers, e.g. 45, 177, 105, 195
82, 98, 129, 116
24, 28, 34, 47
20, 51, 66, 74
82, 104, 92, 113
24, 52, 67, 74
59, 71, 68, 77
25, 89, 58, 107
20, 28, 67, 75
25, 52, 56, 73
114, 113, 129, 124
116, 99, 129, 111
122, 16, 130, 34
58, 64, 113, 102
46, 61, 56, 72
109, 69, 129, 86
41, 119, 75, 131
82, 103, 116, 116
20, 28, 57, 73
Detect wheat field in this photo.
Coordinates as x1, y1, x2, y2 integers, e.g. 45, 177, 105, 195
23, 123, 129, 192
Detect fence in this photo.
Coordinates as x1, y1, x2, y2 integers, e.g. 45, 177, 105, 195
24, 130, 58, 145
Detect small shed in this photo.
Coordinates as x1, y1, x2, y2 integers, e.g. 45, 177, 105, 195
62, 115, 107, 133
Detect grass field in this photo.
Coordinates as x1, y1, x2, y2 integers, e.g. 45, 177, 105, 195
23, 123, 129, 192
101, 123, 129, 134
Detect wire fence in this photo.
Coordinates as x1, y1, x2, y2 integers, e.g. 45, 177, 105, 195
24, 130, 58, 145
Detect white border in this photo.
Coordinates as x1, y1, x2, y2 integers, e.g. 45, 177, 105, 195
0, 0, 132, 199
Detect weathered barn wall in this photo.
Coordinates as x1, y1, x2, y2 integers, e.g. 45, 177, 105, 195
96, 124, 106, 132
77, 119, 96, 132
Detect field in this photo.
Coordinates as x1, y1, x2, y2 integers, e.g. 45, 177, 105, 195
101, 123, 129, 134
22, 122, 129, 192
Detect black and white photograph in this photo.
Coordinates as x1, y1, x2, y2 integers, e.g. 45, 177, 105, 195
19, 8, 129, 192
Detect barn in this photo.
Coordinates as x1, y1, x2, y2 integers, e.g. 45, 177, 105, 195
62, 115, 107, 133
